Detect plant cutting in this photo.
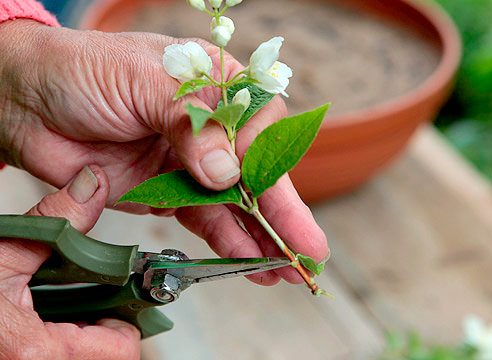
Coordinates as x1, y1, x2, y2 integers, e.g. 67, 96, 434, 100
118, 0, 331, 296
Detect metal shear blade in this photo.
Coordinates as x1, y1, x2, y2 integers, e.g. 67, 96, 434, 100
148, 257, 291, 283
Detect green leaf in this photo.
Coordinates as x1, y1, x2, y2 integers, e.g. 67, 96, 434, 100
173, 79, 212, 100
242, 103, 330, 197
218, 82, 275, 130
117, 170, 242, 208
232, 76, 259, 86
296, 254, 328, 276
211, 104, 245, 129
186, 103, 212, 136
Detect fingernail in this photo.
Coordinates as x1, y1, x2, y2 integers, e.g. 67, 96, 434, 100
68, 166, 98, 203
200, 149, 240, 183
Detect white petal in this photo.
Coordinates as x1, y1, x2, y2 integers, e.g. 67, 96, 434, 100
185, 41, 212, 76
254, 61, 292, 97
187, 0, 206, 11
226, 0, 242, 6
163, 42, 212, 83
211, 26, 232, 47
163, 44, 194, 82
210, 16, 235, 35
249, 37, 284, 74
209, 0, 222, 8
273, 61, 293, 88
255, 72, 284, 95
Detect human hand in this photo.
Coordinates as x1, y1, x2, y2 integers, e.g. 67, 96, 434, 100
0, 20, 328, 285
0, 166, 140, 360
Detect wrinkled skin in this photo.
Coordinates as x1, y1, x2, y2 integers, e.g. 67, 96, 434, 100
0, 20, 329, 359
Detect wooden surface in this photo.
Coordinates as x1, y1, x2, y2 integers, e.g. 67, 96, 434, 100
1, 125, 492, 359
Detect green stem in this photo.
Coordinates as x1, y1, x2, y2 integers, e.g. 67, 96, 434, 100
225, 70, 247, 87
230, 134, 236, 153
204, 8, 215, 16
203, 73, 220, 86
238, 183, 253, 208
236, 199, 250, 213
220, 47, 228, 106
250, 206, 289, 253
226, 126, 236, 148
218, 5, 229, 16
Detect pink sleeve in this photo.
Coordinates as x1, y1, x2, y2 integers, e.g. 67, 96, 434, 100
0, 0, 60, 27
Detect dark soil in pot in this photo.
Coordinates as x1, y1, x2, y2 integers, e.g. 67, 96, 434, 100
128, 0, 440, 116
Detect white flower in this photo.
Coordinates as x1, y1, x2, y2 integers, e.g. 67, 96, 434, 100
208, 0, 222, 8
232, 88, 251, 110
226, 0, 242, 6
187, 0, 206, 11
163, 42, 212, 83
246, 37, 293, 97
210, 16, 235, 36
211, 26, 232, 47
463, 315, 492, 360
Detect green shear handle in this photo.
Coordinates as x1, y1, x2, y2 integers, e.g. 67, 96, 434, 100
0, 215, 173, 338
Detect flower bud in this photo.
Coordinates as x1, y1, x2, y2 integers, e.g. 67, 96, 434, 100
208, 0, 223, 8
210, 16, 235, 36
226, 0, 243, 6
211, 25, 231, 47
232, 88, 251, 110
187, 0, 206, 11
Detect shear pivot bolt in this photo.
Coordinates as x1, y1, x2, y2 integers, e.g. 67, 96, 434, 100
150, 287, 177, 303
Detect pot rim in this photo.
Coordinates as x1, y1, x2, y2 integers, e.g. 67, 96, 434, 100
80, 0, 462, 130
321, 0, 462, 129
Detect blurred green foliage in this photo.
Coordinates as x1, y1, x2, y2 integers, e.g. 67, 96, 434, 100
433, 0, 492, 180
378, 333, 478, 360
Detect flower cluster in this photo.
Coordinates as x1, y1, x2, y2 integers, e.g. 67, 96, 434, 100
163, 0, 293, 97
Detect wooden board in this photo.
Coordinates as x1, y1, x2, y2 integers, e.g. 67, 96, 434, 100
314, 126, 492, 343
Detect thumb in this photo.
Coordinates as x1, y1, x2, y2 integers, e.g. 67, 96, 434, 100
0, 166, 109, 291
26, 165, 109, 234
151, 89, 241, 191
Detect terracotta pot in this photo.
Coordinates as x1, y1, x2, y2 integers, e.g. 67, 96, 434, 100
81, 0, 461, 204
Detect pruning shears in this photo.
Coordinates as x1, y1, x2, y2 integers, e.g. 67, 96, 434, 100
0, 215, 290, 338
